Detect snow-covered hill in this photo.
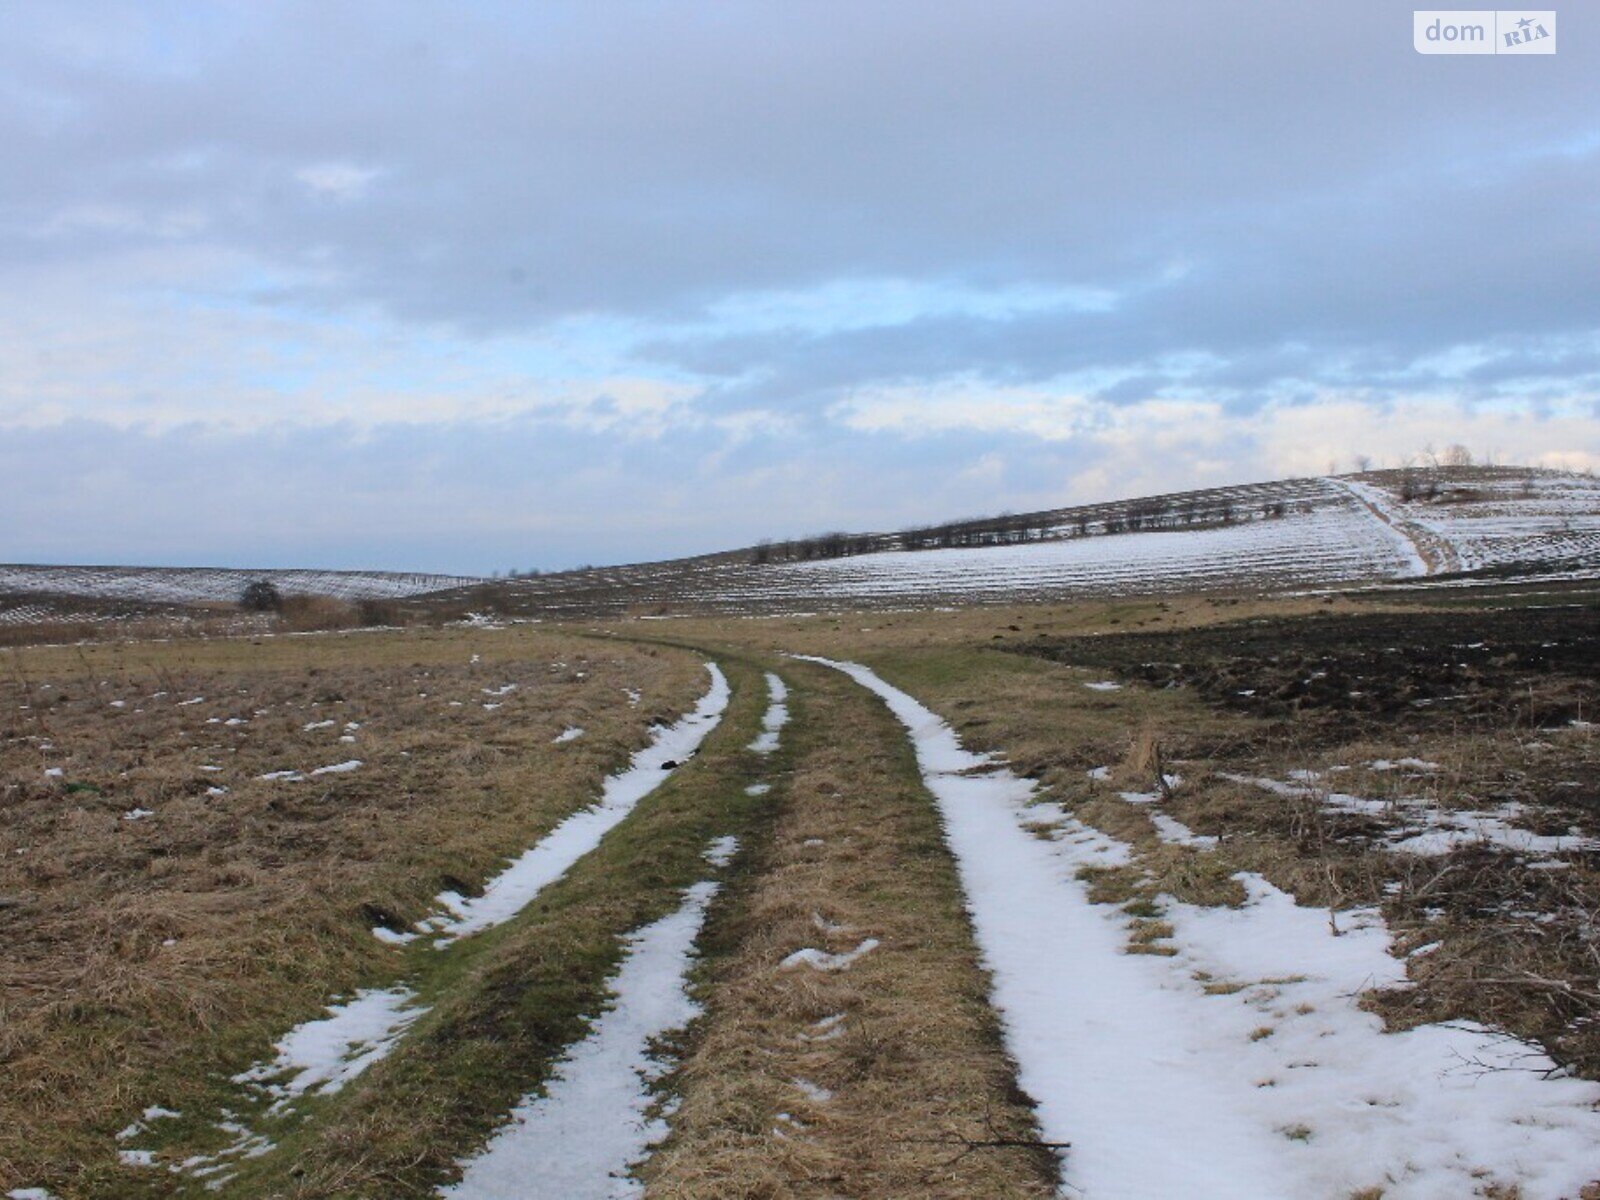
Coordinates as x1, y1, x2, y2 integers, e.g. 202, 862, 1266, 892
6, 468, 1597, 626
476, 468, 1600, 616
0, 565, 479, 609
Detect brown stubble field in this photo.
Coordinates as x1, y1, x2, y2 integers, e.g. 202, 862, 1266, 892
0, 626, 705, 1187
3, 582, 1598, 1197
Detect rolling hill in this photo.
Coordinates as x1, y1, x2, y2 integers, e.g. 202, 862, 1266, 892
4, 467, 1597, 628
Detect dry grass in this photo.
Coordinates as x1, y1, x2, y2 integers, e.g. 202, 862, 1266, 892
646, 594, 1600, 1085
221, 655, 774, 1198
6, 590, 1597, 1195
714, 604, 1600, 1088
0, 625, 706, 1193
643, 658, 1058, 1199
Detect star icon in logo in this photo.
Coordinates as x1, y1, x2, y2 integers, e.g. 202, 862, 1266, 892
1517, 16, 1534, 29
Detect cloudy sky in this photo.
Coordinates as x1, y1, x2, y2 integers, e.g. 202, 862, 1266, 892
3, 2, 1596, 573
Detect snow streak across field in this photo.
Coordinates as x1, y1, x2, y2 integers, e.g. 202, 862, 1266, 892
0, 564, 478, 605
810, 658, 1600, 1200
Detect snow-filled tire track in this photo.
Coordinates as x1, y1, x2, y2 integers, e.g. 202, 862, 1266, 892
804, 656, 1600, 1200
411, 662, 730, 943
438, 839, 735, 1200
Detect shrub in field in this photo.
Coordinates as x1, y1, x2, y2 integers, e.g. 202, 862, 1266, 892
239, 579, 283, 612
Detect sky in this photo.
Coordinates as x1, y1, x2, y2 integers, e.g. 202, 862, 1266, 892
2, 1, 1596, 574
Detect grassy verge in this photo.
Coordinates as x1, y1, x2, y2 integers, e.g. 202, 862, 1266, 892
643, 655, 1058, 1199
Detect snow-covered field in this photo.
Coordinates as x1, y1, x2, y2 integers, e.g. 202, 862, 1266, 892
485, 468, 1600, 616
735, 499, 1417, 603
0, 601, 108, 626
1367, 471, 1600, 577
0, 564, 478, 606
5, 470, 1596, 626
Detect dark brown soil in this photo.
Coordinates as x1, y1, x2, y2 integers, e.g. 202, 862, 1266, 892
1010, 601, 1600, 736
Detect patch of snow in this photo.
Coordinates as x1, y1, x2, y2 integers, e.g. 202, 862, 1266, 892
747, 672, 789, 755
234, 986, 424, 1105
1083, 680, 1123, 691
1233, 775, 1598, 861
309, 759, 362, 776
744, 782, 771, 797
791, 1078, 833, 1104
799, 1013, 847, 1042
439, 878, 719, 1200
778, 938, 878, 973
303, 720, 336, 731
116, 1107, 180, 1141
1150, 812, 1218, 848
123, 808, 154, 821
42, 767, 62, 778
704, 836, 739, 868
553, 726, 584, 744
419, 664, 730, 943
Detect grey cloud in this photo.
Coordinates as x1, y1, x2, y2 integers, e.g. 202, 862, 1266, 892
3, 2, 1597, 568
4, 1, 1597, 335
